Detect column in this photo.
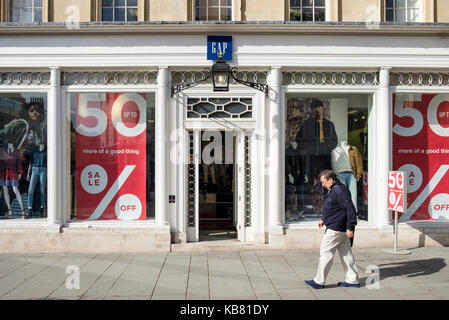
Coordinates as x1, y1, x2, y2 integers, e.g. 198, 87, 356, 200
377, 66, 392, 227
156, 66, 169, 226
47, 67, 62, 232
268, 67, 283, 234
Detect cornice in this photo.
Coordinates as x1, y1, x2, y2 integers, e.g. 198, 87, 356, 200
0, 21, 449, 36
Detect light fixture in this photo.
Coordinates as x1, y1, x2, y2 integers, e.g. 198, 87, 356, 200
171, 54, 268, 97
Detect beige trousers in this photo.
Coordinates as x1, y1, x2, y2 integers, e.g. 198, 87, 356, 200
313, 229, 359, 285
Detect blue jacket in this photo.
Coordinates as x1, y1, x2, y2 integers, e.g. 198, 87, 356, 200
322, 180, 357, 232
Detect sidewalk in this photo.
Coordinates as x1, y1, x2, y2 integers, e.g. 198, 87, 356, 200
0, 247, 447, 300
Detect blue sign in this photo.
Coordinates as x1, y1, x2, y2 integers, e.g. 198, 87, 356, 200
207, 36, 232, 61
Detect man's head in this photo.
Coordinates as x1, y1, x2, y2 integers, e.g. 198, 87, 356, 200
311, 99, 324, 119
319, 169, 337, 190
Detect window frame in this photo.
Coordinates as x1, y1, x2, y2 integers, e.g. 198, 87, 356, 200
385, 0, 422, 23
194, 0, 233, 22
7, 0, 43, 23
101, 0, 139, 22
288, 0, 326, 22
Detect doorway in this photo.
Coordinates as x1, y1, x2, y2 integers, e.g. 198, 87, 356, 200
186, 129, 252, 242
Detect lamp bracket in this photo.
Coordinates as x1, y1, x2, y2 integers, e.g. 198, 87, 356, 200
171, 68, 211, 97
231, 68, 269, 97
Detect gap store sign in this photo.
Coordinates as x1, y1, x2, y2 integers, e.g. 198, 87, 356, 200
207, 36, 232, 61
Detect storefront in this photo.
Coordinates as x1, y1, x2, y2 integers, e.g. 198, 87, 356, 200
0, 24, 449, 252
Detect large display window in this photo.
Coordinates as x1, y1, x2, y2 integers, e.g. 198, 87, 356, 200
285, 93, 371, 224
0, 93, 47, 219
67, 92, 155, 221
393, 93, 449, 221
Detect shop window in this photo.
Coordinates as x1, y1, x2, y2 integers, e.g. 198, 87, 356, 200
392, 93, 449, 221
195, 0, 232, 21
8, 0, 42, 23
0, 94, 47, 219
289, 0, 325, 22
385, 0, 422, 22
67, 93, 155, 221
102, 0, 138, 22
285, 93, 370, 224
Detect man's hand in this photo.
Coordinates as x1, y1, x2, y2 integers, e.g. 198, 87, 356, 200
318, 220, 324, 229
346, 230, 354, 238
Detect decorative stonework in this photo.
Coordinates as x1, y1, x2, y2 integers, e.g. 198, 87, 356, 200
0, 72, 51, 85
61, 71, 158, 86
282, 71, 379, 86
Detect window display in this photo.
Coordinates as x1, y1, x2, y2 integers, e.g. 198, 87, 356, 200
0, 94, 47, 219
67, 92, 155, 221
285, 93, 370, 224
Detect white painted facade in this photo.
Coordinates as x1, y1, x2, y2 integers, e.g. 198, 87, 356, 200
1, 24, 449, 252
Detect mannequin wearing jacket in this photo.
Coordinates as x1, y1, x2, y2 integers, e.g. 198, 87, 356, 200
331, 141, 364, 212
0, 143, 25, 219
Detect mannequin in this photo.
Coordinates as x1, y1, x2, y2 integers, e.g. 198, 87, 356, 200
0, 143, 25, 219
331, 141, 358, 212
27, 144, 47, 217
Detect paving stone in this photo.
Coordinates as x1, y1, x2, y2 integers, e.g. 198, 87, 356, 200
309, 286, 355, 300
277, 288, 317, 300
82, 254, 136, 300
49, 253, 120, 300
161, 255, 191, 274
0, 254, 64, 297
269, 272, 304, 289
247, 272, 278, 295
152, 273, 188, 296
259, 256, 294, 273
151, 294, 186, 300
255, 293, 281, 300
186, 286, 209, 300
2, 254, 93, 300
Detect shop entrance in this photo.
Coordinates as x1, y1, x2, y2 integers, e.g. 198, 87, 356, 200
186, 129, 252, 242
199, 131, 236, 240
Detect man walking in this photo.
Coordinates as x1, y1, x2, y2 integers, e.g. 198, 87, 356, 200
304, 169, 360, 289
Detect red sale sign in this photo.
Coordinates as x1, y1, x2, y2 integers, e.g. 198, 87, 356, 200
75, 93, 147, 220
393, 93, 449, 221
388, 171, 407, 213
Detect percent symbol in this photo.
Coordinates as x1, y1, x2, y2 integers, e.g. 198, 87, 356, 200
87, 165, 136, 220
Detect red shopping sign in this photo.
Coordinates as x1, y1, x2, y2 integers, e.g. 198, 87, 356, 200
388, 171, 407, 213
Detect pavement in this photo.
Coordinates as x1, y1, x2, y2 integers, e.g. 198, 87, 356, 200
0, 246, 448, 300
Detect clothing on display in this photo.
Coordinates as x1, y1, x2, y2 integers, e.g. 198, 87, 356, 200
331, 141, 363, 211
0, 147, 22, 187
27, 146, 47, 211
0, 144, 25, 218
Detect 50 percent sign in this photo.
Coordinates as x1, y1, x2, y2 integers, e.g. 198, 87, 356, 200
389, 192, 403, 212
87, 165, 136, 220
400, 164, 449, 221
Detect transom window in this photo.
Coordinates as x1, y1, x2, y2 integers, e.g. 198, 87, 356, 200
195, 0, 232, 21
9, 0, 42, 23
289, 0, 325, 22
385, 0, 422, 22
102, 0, 138, 22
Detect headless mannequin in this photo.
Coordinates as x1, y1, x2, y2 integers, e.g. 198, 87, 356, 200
332, 140, 358, 212
331, 141, 351, 173
3, 143, 25, 218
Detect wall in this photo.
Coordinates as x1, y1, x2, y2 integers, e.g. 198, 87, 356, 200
436, 0, 449, 22
150, 0, 189, 21
340, 0, 381, 22
243, 0, 285, 21
51, 0, 92, 23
